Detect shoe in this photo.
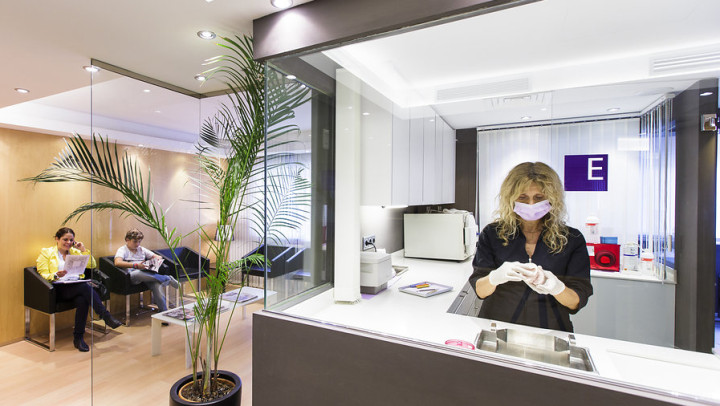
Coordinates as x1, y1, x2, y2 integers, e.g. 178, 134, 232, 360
103, 313, 123, 329
168, 276, 179, 289
73, 336, 89, 352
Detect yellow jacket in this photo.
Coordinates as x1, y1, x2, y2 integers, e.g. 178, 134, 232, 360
36, 247, 97, 282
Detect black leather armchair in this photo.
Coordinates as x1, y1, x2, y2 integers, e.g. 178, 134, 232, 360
24, 266, 110, 351
155, 247, 210, 281
99, 256, 156, 325
155, 247, 210, 305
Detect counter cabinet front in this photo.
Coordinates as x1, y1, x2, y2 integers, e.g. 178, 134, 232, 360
254, 254, 720, 405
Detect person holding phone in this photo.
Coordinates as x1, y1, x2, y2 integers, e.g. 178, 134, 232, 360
114, 229, 179, 313
36, 227, 123, 352
469, 162, 593, 332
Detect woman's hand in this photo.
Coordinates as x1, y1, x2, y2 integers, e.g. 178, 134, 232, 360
56, 270, 67, 278
488, 262, 525, 286
74, 241, 86, 251
136, 262, 147, 270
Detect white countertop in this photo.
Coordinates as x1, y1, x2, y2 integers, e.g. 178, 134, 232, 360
285, 252, 720, 403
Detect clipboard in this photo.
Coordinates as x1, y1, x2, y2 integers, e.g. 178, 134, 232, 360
399, 281, 453, 298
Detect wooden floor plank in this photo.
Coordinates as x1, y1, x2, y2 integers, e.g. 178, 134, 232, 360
0, 302, 262, 405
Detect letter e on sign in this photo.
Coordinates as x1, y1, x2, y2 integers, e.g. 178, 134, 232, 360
564, 154, 608, 191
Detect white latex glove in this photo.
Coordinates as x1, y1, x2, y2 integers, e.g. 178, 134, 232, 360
534, 269, 566, 296
513, 263, 546, 284
488, 262, 524, 286
514, 263, 547, 293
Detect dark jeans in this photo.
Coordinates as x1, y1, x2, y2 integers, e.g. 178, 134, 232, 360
55, 282, 108, 338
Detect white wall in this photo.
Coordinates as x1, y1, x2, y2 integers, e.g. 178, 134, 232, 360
477, 118, 642, 243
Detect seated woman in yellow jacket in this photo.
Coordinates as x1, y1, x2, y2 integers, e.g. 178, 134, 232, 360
36, 227, 123, 352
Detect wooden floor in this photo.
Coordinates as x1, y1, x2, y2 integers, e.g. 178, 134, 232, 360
0, 302, 263, 405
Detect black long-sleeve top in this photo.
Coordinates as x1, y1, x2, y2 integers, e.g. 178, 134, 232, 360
469, 223, 593, 332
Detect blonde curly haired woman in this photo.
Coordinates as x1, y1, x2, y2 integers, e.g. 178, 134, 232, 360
470, 162, 593, 332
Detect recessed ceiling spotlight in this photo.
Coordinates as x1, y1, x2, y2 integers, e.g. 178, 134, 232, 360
520, 116, 531, 120
14, 88, 30, 94
83, 65, 100, 73
286, 74, 296, 80
143, 89, 151, 93
429, 119, 435, 122
700, 91, 714, 96
607, 107, 620, 112
138, 144, 144, 147
154, 110, 162, 114
197, 30, 216, 40
205, 0, 214, 2
362, 112, 370, 116
194, 74, 207, 81
540, 107, 548, 112
271, 0, 293, 9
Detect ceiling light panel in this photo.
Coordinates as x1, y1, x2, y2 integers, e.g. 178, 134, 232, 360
271, 0, 293, 9
197, 30, 216, 40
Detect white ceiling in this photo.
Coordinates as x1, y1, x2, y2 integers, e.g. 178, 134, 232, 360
323, 0, 720, 129
0, 0, 312, 109
2, 0, 719, 146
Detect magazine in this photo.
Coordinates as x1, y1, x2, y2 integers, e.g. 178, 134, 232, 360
142, 256, 164, 272
398, 281, 453, 298
221, 291, 258, 304
54, 255, 90, 283
162, 302, 230, 322
163, 307, 196, 321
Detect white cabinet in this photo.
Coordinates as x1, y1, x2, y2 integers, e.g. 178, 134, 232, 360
359, 83, 393, 206
358, 84, 455, 207
391, 106, 410, 205
408, 109, 424, 206
442, 119, 456, 204
422, 108, 436, 204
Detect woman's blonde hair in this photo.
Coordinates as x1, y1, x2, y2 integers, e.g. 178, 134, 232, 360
494, 162, 568, 253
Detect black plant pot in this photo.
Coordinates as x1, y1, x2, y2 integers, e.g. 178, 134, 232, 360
169, 370, 242, 406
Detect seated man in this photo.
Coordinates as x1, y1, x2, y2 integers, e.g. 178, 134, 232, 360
114, 229, 179, 313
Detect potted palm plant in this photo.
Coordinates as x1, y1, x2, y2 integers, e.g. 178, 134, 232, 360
23, 35, 310, 405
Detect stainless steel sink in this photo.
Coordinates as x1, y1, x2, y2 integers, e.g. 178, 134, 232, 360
474, 323, 596, 372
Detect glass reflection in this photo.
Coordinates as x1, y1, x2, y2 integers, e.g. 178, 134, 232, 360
262, 1, 720, 402
90, 68, 203, 404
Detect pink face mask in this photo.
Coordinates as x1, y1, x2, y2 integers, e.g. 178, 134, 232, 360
513, 200, 551, 221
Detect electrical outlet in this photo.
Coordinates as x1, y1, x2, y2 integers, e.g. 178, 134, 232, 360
362, 235, 376, 250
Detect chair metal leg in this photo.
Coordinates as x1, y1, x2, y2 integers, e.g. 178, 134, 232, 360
23, 307, 56, 352
49, 313, 55, 352
126, 295, 131, 326
24, 308, 30, 338
86, 300, 109, 335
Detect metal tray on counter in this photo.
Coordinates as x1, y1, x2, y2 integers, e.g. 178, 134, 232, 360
474, 323, 596, 373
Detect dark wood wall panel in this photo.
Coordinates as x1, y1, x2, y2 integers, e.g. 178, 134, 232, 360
253, 0, 540, 61
253, 311, 677, 406
674, 78, 718, 352
455, 128, 478, 216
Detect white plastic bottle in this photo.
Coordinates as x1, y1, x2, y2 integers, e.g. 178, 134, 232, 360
621, 242, 639, 272
639, 249, 654, 276
585, 216, 601, 244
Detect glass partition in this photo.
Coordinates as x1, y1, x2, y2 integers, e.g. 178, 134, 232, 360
263, 0, 720, 403
261, 64, 335, 306
89, 68, 203, 404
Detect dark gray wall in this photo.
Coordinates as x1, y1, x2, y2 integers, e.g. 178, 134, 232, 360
455, 128, 478, 216
674, 78, 718, 352
253, 0, 540, 61
253, 311, 678, 406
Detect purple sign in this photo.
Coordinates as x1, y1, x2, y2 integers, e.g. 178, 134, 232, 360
564, 154, 608, 191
